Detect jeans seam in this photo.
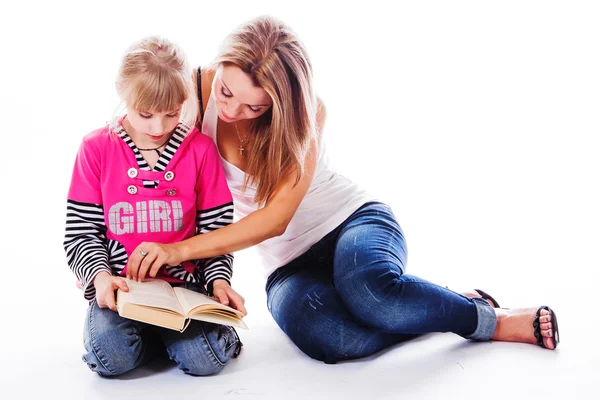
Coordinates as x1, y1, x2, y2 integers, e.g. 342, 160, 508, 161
88, 302, 116, 376
199, 323, 227, 367
224, 326, 237, 351
266, 284, 282, 312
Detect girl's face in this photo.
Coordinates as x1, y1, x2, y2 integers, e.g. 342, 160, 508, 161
126, 107, 182, 144
213, 65, 273, 123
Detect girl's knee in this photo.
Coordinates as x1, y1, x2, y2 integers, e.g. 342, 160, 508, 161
178, 359, 226, 376
82, 350, 138, 377
83, 306, 146, 376
82, 330, 142, 377
169, 324, 241, 376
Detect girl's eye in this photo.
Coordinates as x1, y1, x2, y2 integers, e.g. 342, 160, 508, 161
167, 113, 179, 118
247, 106, 261, 113
139, 113, 152, 119
220, 87, 233, 98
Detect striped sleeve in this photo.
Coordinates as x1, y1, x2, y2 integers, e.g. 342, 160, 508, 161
195, 203, 234, 292
64, 134, 110, 301
64, 200, 109, 300
194, 137, 235, 293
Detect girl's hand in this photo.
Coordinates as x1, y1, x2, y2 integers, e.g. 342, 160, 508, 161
212, 279, 247, 316
127, 242, 183, 281
93, 272, 129, 311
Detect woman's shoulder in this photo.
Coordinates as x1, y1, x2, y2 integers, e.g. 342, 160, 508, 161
198, 66, 216, 86
198, 66, 216, 112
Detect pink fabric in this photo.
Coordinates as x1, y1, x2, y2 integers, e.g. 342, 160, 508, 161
68, 125, 232, 282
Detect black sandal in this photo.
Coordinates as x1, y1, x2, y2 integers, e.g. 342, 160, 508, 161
474, 288, 501, 308
533, 305, 560, 349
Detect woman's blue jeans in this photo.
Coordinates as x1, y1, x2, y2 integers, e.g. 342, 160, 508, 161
82, 283, 242, 377
266, 202, 497, 364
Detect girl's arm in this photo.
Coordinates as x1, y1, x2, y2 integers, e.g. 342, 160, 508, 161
128, 100, 326, 279
64, 135, 112, 301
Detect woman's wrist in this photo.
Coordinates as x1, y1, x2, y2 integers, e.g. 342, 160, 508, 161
174, 240, 192, 263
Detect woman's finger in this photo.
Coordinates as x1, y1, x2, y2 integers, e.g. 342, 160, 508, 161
149, 252, 168, 278
138, 251, 159, 281
127, 248, 144, 280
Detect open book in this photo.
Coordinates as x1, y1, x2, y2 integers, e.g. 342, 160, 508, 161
116, 279, 248, 332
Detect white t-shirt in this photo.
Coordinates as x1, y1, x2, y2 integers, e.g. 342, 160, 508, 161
201, 94, 375, 277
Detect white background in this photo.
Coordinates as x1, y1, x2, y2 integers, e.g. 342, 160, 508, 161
0, 1, 598, 399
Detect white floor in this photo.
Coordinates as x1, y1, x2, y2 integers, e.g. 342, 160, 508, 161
1, 1, 599, 399
2, 245, 597, 400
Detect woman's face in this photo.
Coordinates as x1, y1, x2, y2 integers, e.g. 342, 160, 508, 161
213, 64, 273, 123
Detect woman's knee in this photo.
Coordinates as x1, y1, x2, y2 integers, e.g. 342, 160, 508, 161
287, 322, 380, 364
270, 296, 378, 364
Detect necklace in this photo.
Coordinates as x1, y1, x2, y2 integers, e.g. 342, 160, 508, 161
138, 136, 171, 156
234, 122, 248, 157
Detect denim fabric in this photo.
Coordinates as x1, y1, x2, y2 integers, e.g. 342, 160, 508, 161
82, 283, 241, 377
266, 202, 497, 364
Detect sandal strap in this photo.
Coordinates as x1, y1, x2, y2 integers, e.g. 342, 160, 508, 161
474, 289, 501, 308
533, 305, 559, 349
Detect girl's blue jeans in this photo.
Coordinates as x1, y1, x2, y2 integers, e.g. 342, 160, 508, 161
82, 283, 242, 377
266, 202, 497, 364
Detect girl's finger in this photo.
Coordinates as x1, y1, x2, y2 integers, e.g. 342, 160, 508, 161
214, 288, 230, 306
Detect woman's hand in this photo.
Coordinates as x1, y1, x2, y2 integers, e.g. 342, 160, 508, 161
127, 242, 183, 281
212, 279, 247, 316
93, 272, 129, 311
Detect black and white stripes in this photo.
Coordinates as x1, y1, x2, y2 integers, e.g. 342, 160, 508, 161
196, 202, 235, 290
64, 200, 110, 301
114, 122, 190, 188
197, 202, 234, 234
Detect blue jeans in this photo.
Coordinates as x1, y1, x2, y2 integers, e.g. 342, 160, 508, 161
82, 284, 242, 377
266, 202, 497, 364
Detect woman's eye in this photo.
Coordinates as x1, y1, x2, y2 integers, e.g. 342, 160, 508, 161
139, 113, 152, 119
220, 87, 233, 98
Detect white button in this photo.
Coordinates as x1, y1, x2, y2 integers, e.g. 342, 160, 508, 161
166, 189, 176, 196
127, 185, 138, 194
127, 168, 138, 178
164, 171, 175, 181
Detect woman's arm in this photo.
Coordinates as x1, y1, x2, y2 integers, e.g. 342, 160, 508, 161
128, 99, 326, 279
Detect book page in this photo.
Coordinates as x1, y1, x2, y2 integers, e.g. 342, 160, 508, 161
189, 312, 248, 330
118, 279, 184, 315
173, 287, 244, 319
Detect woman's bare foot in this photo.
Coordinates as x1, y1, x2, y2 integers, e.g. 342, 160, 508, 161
492, 307, 556, 350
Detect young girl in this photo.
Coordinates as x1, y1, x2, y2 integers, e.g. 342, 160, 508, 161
64, 36, 244, 377
127, 17, 559, 363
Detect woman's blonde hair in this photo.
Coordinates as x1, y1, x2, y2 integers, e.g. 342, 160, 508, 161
212, 16, 318, 205
116, 36, 198, 128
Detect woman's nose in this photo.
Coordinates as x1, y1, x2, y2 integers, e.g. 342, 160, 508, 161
224, 99, 242, 117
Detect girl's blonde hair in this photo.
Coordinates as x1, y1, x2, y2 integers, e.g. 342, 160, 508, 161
116, 36, 198, 128
212, 16, 318, 205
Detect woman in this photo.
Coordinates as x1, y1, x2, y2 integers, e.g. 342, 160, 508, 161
126, 16, 559, 364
